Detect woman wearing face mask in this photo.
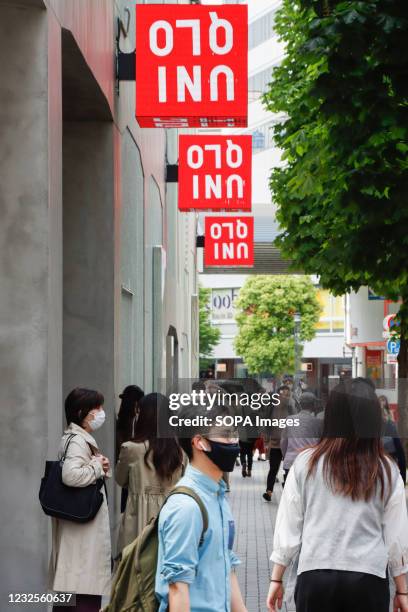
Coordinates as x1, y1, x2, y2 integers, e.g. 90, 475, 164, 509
115, 393, 185, 554
49, 388, 111, 612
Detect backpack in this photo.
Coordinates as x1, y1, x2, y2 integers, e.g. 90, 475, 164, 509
102, 485, 209, 612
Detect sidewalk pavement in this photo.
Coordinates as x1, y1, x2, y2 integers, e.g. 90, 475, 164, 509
227, 458, 398, 612
228, 458, 297, 612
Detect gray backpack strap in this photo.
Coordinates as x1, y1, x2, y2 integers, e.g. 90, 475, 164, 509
166, 485, 209, 546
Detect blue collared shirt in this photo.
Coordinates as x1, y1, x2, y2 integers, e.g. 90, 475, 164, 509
155, 465, 240, 612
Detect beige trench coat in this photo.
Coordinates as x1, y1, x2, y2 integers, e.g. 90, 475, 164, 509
115, 441, 184, 554
48, 423, 112, 596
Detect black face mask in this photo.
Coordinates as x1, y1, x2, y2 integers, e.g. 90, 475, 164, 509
202, 439, 240, 472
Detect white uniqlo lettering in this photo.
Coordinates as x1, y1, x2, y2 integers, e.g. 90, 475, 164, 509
177, 66, 202, 102
221, 222, 234, 239
192, 175, 199, 199
175, 19, 201, 55
187, 145, 204, 169
210, 66, 235, 101
210, 223, 222, 240
159, 66, 235, 103
226, 175, 244, 199
236, 219, 248, 239
237, 243, 249, 259
214, 243, 249, 261
204, 144, 222, 168
158, 67, 167, 102
209, 13, 234, 55
205, 175, 222, 199
150, 21, 173, 56
226, 140, 242, 168
222, 243, 235, 259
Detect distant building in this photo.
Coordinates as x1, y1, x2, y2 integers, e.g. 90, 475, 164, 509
345, 288, 400, 411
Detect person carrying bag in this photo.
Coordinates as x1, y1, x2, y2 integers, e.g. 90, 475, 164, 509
47, 388, 112, 612
40, 433, 106, 523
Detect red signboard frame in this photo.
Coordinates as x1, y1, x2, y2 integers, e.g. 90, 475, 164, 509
205, 216, 254, 268
178, 135, 252, 212
136, 5, 248, 128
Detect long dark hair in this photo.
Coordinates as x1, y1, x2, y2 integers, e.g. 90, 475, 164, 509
133, 393, 183, 481
116, 386, 144, 453
308, 378, 391, 501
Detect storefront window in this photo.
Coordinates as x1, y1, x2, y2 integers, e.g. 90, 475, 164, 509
315, 290, 344, 334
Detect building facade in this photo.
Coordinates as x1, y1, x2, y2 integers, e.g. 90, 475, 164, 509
345, 288, 400, 411
0, 0, 198, 602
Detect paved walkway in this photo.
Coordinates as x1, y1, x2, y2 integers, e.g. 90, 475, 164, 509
227, 457, 297, 612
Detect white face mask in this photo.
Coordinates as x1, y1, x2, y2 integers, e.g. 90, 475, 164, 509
89, 409, 106, 431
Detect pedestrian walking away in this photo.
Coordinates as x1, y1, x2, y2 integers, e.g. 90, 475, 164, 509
280, 392, 322, 483
267, 378, 408, 612
155, 404, 247, 612
239, 439, 256, 477
263, 386, 291, 502
49, 388, 112, 612
115, 393, 185, 555
115, 385, 145, 513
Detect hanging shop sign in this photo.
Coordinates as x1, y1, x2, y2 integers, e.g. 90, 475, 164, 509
135, 5, 248, 128
178, 135, 252, 212
204, 216, 254, 267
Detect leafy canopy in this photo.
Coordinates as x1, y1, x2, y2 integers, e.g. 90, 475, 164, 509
199, 286, 221, 359
263, 0, 408, 332
234, 275, 321, 375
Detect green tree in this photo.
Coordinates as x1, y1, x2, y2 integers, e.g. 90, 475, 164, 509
263, 0, 408, 421
199, 287, 221, 365
234, 276, 321, 375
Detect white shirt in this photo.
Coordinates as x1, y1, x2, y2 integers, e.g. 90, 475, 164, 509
271, 449, 408, 578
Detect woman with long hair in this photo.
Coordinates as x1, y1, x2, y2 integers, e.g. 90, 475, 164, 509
116, 385, 144, 457
116, 385, 144, 513
115, 393, 185, 554
267, 378, 408, 612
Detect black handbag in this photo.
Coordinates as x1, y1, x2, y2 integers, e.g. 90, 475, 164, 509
39, 433, 105, 523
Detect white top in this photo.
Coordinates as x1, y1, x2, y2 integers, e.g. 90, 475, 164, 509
271, 449, 408, 578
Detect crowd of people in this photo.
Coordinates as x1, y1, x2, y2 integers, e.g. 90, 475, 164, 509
46, 376, 408, 612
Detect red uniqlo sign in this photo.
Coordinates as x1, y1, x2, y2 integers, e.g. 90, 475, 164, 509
205, 216, 254, 267
178, 135, 252, 212
136, 5, 248, 128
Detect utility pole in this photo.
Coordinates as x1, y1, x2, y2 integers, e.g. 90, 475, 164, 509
294, 311, 302, 397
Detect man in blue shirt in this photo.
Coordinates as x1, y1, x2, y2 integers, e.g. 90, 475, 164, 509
155, 417, 247, 612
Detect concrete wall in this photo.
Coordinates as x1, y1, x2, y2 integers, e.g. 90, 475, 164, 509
62, 120, 116, 474
0, 1, 59, 600
120, 130, 145, 390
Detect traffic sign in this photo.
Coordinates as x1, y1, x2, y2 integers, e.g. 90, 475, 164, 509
387, 339, 400, 355
383, 314, 400, 331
